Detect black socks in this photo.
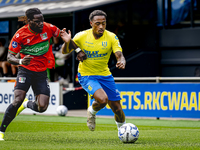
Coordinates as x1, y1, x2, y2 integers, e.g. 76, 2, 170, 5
27, 101, 39, 112
0, 104, 18, 132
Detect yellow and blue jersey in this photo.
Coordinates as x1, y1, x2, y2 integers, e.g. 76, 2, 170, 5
73, 29, 122, 76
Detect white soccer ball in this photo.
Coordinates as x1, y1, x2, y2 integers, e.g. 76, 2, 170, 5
56, 105, 68, 116
118, 123, 139, 143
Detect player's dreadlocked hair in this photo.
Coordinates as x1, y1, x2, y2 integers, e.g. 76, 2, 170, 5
18, 8, 42, 24
89, 10, 107, 21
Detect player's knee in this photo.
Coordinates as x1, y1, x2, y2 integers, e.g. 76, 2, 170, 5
12, 101, 21, 109
99, 97, 108, 108
12, 94, 25, 108
38, 105, 48, 113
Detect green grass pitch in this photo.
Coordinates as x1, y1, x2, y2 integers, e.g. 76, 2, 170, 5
0, 114, 200, 150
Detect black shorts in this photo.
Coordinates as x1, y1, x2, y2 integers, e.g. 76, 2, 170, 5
14, 66, 50, 96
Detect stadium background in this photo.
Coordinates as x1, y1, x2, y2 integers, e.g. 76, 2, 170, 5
0, 0, 200, 119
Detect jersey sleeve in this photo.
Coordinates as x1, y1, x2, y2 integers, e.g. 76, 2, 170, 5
112, 34, 122, 53
48, 23, 61, 38
8, 31, 22, 55
73, 31, 85, 48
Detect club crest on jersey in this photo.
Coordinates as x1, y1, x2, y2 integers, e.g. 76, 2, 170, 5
40, 32, 48, 40
19, 77, 26, 83
102, 41, 107, 48
12, 41, 18, 48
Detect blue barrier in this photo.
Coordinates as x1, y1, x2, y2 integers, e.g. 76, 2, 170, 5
88, 83, 200, 118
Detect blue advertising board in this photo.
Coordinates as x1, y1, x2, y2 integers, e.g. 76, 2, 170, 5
88, 83, 200, 118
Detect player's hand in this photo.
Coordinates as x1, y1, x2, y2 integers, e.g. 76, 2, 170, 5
60, 28, 71, 43
77, 51, 87, 62
21, 55, 34, 65
114, 51, 126, 70
116, 60, 126, 69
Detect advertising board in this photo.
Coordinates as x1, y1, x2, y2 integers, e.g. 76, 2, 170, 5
88, 83, 200, 118
0, 82, 60, 115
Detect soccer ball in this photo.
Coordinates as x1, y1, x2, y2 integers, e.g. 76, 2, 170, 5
56, 105, 68, 116
118, 123, 139, 143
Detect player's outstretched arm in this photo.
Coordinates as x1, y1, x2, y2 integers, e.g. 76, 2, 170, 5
115, 51, 126, 69
60, 28, 77, 54
60, 28, 87, 62
7, 53, 33, 65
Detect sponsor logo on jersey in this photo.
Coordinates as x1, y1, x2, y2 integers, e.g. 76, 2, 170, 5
40, 32, 48, 40
102, 41, 107, 48
83, 49, 107, 59
16, 33, 19, 38
27, 39, 30, 43
12, 41, 18, 48
85, 41, 93, 44
115, 36, 119, 40
19, 77, 26, 83
21, 41, 49, 55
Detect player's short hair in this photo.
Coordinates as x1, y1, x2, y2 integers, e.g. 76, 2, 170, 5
89, 10, 107, 21
25, 8, 42, 20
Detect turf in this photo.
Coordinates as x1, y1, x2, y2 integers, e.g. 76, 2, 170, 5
0, 114, 200, 150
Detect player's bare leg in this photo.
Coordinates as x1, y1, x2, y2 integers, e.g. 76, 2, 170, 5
108, 100, 126, 129
87, 88, 108, 131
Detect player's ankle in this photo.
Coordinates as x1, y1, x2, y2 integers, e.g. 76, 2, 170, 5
115, 121, 126, 129
88, 106, 98, 115
0, 131, 5, 134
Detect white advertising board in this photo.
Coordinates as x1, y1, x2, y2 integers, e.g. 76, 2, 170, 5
0, 82, 60, 115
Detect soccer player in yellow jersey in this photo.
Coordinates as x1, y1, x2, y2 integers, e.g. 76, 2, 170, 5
61, 10, 126, 131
